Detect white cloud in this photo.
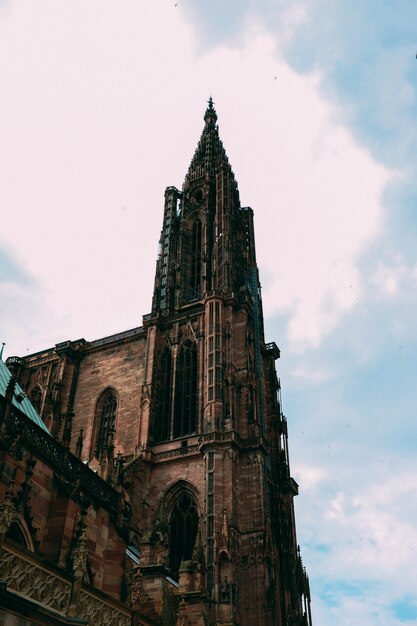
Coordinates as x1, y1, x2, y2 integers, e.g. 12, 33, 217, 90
0, 2, 394, 357
371, 256, 417, 299
192, 18, 394, 352
304, 473, 417, 594
208, 28, 393, 353
291, 366, 332, 383
373, 265, 401, 297
253, 85, 392, 349
313, 594, 408, 626
1, 5, 415, 626
276, 1, 309, 42
293, 463, 326, 490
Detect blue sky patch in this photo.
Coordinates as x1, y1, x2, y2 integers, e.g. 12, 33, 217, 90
392, 596, 417, 622
0, 248, 30, 285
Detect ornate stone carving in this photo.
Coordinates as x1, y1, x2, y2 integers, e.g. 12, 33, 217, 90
154, 444, 199, 461
0, 550, 71, 612
191, 529, 205, 568
220, 508, 229, 547
0, 482, 15, 548
152, 498, 168, 543
129, 565, 144, 610
140, 384, 150, 407
8, 409, 120, 512
220, 576, 231, 602
51, 380, 62, 406
79, 589, 131, 626
176, 597, 188, 626
72, 526, 88, 577
1, 545, 132, 625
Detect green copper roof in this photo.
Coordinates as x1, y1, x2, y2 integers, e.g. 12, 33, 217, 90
0, 358, 50, 432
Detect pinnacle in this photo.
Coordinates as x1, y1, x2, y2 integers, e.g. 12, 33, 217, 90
204, 96, 217, 126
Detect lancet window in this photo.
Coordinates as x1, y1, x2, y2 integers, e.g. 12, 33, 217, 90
29, 385, 42, 414
169, 493, 199, 576
173, 340, 198, 438
207, 301, 222, 402
94, 389, 117, 458
190, 219, 202, 299
153, 347, 172, 443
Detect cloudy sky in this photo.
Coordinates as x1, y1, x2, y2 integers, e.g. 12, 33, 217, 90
1, 1, 417, 624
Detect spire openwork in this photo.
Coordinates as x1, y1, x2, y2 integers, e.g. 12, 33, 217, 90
184, 98, 236, 188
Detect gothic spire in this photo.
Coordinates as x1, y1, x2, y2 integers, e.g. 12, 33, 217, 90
183, 98, 236, 188
204, 96, 217, 126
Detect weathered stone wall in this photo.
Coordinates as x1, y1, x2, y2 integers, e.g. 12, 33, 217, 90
72, 334, 147, 461
0, 434, 127, 601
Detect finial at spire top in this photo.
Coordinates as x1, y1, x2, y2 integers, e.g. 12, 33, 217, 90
204, 96, 217, 125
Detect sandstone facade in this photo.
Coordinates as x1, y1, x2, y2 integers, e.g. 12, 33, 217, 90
1, 101, 312, 626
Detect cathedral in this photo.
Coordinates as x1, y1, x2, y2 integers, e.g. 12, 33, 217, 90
0, 100, 312, 625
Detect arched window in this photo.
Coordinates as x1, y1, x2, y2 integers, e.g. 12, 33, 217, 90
169, 493, 199, 576
30, 385, 42, 414
6, 519, 34, 551
173, 341, 197, 438
153, 348, 172, 443
95, 390, 117, 459
190, 219, 202, 299
7, 521, 28, 548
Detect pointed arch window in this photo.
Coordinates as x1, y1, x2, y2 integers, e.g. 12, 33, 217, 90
153, 347, 172, 443
6, 517, 35, 552
95, 390, 117, 458
29, 385, 42, 414
7, 521, 28, 549
173, 340, 198, 438
169, 493, 199, 576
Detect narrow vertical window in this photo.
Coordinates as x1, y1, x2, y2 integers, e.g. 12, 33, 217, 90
95, 390, 117, 458
190, 220, 202, 300
207, 300, 222, 403
169, 493, 198, 576
173, 341, 197, 438
153, 348, 172, 443
29, 385, 42, 414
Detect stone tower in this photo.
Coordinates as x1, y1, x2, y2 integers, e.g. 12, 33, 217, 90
5, 100, 312, 626
134, 99, 312, 626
